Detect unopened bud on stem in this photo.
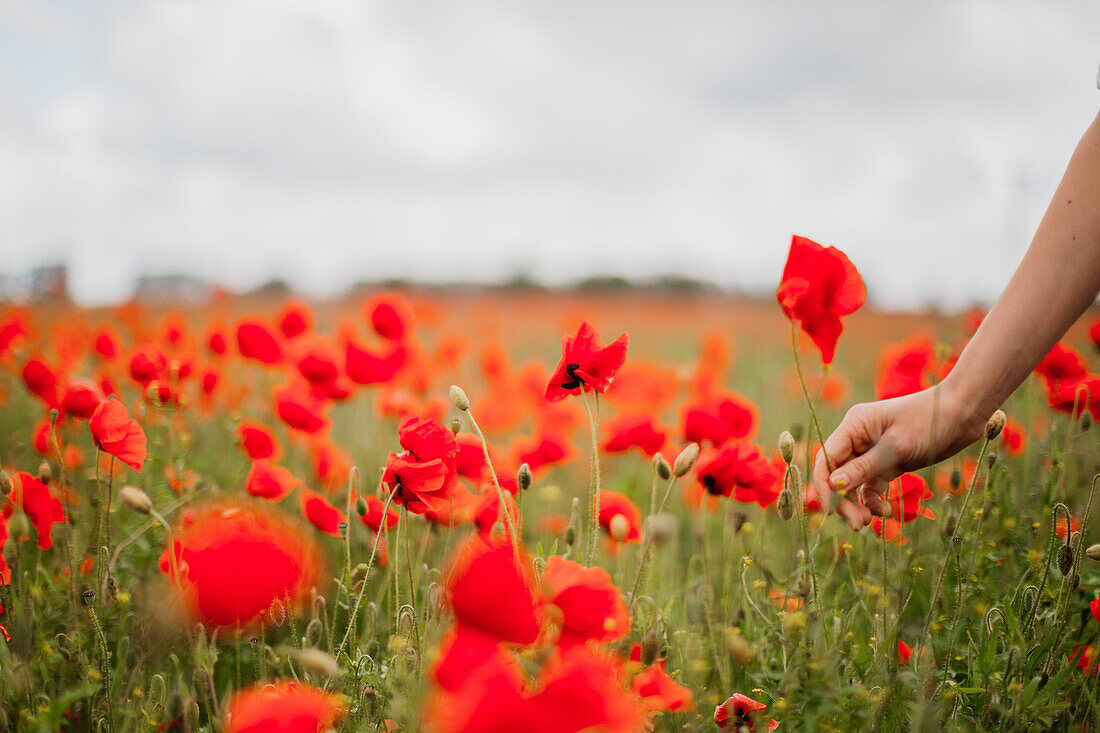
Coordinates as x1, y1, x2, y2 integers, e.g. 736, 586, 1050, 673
449, 385, 470, 411
778, 431, 796, 464
654, 454, 671, 480
985, 410, 1006, 440
517, 463, 532, 492
119, 485, 153, 514
673, 443, 700, 477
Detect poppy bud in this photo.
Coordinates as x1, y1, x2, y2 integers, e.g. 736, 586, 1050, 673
1082, 412, 1092, 432
517, 463, 532, 492
0, 471, 10, 495
356, 497, 368, 517
81, 589, 95, 606
777, 489, 795, 521
565, 526, 576, 547
640, 633, 661, 666
7, 512, 29, 542
644, 512, 677, 548
673, 443, 700, 477
985, 410, 1006, 440
37, 461, 51, 485
1057, 543, 1074, 576
338, 521, 348, 539
654, 453, 671, 480
950, 467, 962, 491
119, 485, 153, 515
986, 453, 997, 468
778, 431, 796, 464
450, 418, 461, 436
292, 648, 342, 678
1086, 543, 1100, 562
449, 385, 470, 412
608, 514, 630, 542
305, 618, 324, 647
1067, 573, 1081, 591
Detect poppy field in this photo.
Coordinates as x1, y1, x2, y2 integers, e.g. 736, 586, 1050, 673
0, 237, 1099, 732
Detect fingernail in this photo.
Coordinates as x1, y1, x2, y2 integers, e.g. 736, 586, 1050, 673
882, 503, 892, 518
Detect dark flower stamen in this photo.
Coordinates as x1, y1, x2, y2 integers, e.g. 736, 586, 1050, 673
703, 474, 721, 496
560, 363, 584, 390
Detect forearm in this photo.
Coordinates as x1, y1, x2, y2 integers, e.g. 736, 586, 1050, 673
942, 110, 1100, 427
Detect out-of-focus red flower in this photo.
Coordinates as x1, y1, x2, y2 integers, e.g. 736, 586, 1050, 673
1045, 375, 1100, 420
236, 319, 282, 365
32, 417, 53, 456
345, 341, 407, 385
1088, 316, 1100, 352
366, 294, 413, 341
897, 640, 933, 666
511, 432, 572, 474
776, 234, 865, 365
0, 311, 27, 355
597, 491, 642, 543
89, 399, 147, 472
472, 487, 519, 537
603, 364, 678, 412
767, 589, 803, 612
1036, 342, 1088, 384
694, 444, 782, 507
1090, 597, 1100, 623
602, 413, 666, 457
277, 301, 313, 340
382, 415, 459, 515
237, 421, 280, 461
225, 680, 344, 733
22, 358, 60, 408
545, 321, 629, 402
62, 378, 105, 420
1057, 515, 1080, 540
309, 438, 351, 490
542, 556, 629, 650
245, 460, 299, 502
207, 326, 228, 356
159, 501, 323, 629
129, 348, 167, 387
681, 393, 758, 447
9, 472, 65, 550
358, 494, 399, 533
299, 488, 345, 537
1001, 417, 1027, 458
455, 434, 486, 482
94, 327, 119, 360
631, 660, 694, 713
714, 692, 778, 731
272, 383, 330, 435
883, 473, 935, 523
1074, 645, 1100, 678
875, 335, 935, 400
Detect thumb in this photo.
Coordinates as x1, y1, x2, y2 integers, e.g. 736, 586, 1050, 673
829, 446, 889, 494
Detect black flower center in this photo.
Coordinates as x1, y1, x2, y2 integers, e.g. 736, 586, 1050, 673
560, 363, 584, 390
703, 474, 721, 495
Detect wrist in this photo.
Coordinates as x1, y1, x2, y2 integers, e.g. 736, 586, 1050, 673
934, 375, 993, 448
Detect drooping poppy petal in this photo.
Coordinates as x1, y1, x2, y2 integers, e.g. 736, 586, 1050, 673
545, 321, 629, 402
89, 399, 147, 472
299, 488, 346, 537
10, 472, 65, 551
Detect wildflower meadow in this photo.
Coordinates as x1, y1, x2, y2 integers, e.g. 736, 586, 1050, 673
0, 235, 1099, 732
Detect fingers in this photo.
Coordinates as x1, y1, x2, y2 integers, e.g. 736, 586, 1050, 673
829, 446, 889, 497
860, 477, 892, 518
835, 494, 872, 531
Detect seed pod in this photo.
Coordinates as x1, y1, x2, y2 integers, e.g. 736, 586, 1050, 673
305, 618, 324, 647
640, 633, 661, 666
1081, 412, 1092, 431
119, 485, 153, 514
0, 471, 11, 494
356, 497, 368, 517
293, 648, 342, 678
778, 431, 796, 464
985, 410, 1006, 440
986, 453, 998, 468
7, 512, 29, 542
777, 489, 795, 521
1086, 543, 1100, 562
81, 589, 96, 606
1067, 572, 1081, 592
517, 463, 533, 492
673, 443, 700, 477
609, 514, 630, 542
1057, 543, 1074, 576
37, 460, 51, 484
450, 418, 461, 436
950, 467, 962, 491
449, 385, 470, 411
654, 454, 671, 480
564, 526, 575, 547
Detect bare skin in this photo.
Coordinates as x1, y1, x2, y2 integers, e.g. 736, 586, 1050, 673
817, 109, 1100, 530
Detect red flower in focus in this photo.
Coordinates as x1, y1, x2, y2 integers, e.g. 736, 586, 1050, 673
366, 294, 413, 341
883, 473, 935, 523
776, 234, 866, 365
542, 556, 630, 650
714, 693, 778, 731
544, 321, 629, 402
225, 680, 344, 733
382, 416, 459, 515
89, 399, 147, 472
681, 393, 758, 447
236, 319, 282, 365
9, 472, 65, 550
695, 444, 783, 507
597, 491, 642, 543
875, 335, 935, 400
159, 501, 323, 629
237, 421, 280, 461
602, 413, 666, 457
245, 460, 299, 502
631, 660, 694, 713
299, 488, 345, 537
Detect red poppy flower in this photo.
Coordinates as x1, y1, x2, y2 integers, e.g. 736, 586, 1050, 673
681, 393, 758, 447
22, 358, 60, 408
597, 491, 642, 542
159, 501, 323, 629
94, 328, 119, 360
1074, 645, 1100, 678
345, 340, 407, 385
544, 321, 629, 402
299, 488, 345, 537
714, 692, 778, 731
277, 301, 313, 339
472, 487, 519, 537
225, 680, 344, 733
603, 364, 679, 412
272, 383, 330, 434
129, 348, 168, 387
207, 327, 228, 356
366, 294, 412, 341
542, 556, 630, 650
62, 378, 105, 420
1001, 417, 1027, 457
602, 413, 666, 456
694, 444, 782, 507
237, 421, 280, 461
236, 319, 282, 365
1045, 375, 1100, 420
875, 335, 935, 400
9, 472, 65, 551
1089, 316, 1100, 353
245, 460, 299, 502
455, 434, 487, 481
383, 416, 459, 515
1036, 343, 1088, 385
0, 311, 27, 355
89, 399, 147, 472
309, 438, 351, 490
883, 473, 935, 523
1090, 597, 1100, 623
511, 432, 572, 474
358, 494, 399, 533
32, 417, 53, 456
776, 234, 866, 365
631, 661, 695, 713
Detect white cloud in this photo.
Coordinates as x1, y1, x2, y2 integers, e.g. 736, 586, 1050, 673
0, 0, 1098, 308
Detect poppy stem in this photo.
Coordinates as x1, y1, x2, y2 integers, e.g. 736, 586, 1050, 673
628, 474, 678, 614
461, 401, 520, 550
789, 323, 835, 476
582, 390, 603, 566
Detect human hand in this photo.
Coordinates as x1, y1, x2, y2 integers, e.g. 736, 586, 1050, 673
812, 383, 989, 530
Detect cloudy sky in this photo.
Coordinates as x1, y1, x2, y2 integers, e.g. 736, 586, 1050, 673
1, 0, 1098, 308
